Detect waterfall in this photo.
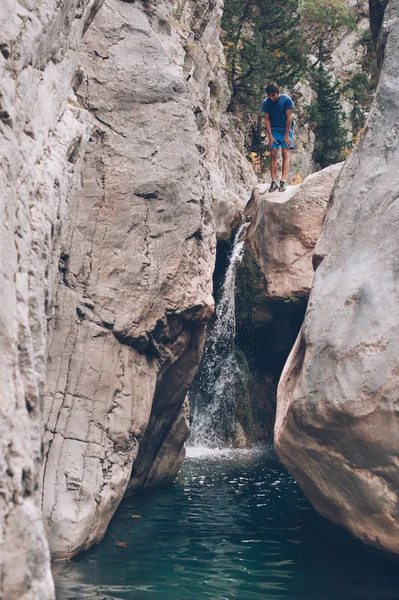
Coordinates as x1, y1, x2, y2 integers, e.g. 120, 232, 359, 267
189, 223, 248, 448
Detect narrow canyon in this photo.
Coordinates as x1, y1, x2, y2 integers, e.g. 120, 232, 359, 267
0, 0, 398, 598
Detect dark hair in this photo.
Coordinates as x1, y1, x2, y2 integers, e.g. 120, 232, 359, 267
265, 82, 280, 95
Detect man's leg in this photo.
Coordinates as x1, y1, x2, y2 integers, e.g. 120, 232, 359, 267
281, 147, 289, 182
270, 148, 278, 181
269, 148, 279, 192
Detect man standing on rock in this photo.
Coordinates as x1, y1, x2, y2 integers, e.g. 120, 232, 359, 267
262, 82, 294, 192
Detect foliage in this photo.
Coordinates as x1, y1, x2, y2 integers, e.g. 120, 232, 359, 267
343, 127, 363, 157
298, 0, 357, 167
344, 28, 377, 131
221, 0, 373, 169
300, 0, 357, 61
291, 171, 303, 184
346, 72, 372, 130
248, 119, 272, 172
307, 64, 347, 168
221, 0, 306, 113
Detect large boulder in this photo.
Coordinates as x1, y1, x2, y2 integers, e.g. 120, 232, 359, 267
275, 0, 399, 555
244, 163, 342, 299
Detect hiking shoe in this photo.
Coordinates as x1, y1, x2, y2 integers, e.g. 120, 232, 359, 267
269, 181, 278, 193
279, 180, 286, 192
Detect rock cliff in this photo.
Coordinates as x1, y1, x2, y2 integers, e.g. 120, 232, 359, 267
275, 0, 399, 555
0, 1, 104, 597
1, 0, 255, 591
41, 0, 254, 560
3, 0, 396, 595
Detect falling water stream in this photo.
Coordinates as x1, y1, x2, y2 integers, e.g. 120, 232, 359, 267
54, 224, 399, 600
189, 223, 249, 448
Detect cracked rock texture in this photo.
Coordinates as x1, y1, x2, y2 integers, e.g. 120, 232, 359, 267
244, 164, 342, 300
41, 0, 253, 560
276, 0, 399, 556
0, 0, 103, 597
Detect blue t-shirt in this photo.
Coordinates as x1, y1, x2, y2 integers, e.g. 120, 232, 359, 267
262, 94, 294, 134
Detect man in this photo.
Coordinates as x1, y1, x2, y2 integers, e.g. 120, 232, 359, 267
262, 82, 294, 192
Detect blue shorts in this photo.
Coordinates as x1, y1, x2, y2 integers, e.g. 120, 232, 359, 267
271, 131, 294, 149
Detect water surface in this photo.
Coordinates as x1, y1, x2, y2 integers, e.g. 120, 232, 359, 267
55, 446, 399, 600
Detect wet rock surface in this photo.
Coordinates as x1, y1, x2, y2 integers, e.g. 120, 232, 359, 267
276, 0, 399, 556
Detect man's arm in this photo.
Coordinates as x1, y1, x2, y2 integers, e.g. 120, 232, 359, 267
284, 109, 293, 147
264, 113, 276, 148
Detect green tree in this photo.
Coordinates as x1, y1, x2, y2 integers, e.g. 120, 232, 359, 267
307, 64, 347, 168
222, 0, 367, 169
222, 0, 306, 112
344, 28, 377, 133
300, 0, 357, 167
346, 72, 371, 131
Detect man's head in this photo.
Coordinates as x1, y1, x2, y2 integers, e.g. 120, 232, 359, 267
266, 82, 280, 102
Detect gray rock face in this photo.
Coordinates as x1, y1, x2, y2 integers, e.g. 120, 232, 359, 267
245, 164, 342, 299
276, 0, 399, 555
190, 18, 256, 240
0, 0, 103, 597
210, 116, 257, 240
42, 0, 244, 559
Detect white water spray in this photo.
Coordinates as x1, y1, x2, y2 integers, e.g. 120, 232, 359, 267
189, 223, 249, 449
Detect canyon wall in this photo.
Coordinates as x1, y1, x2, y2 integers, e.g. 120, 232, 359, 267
5, 0, 396, 596
0, 1, 104, 597
0, 0, 255, 592
275, 0, 399, 555
41, 0, 254, 560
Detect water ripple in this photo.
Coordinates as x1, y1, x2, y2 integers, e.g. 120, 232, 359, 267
55, 446, 399, 600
